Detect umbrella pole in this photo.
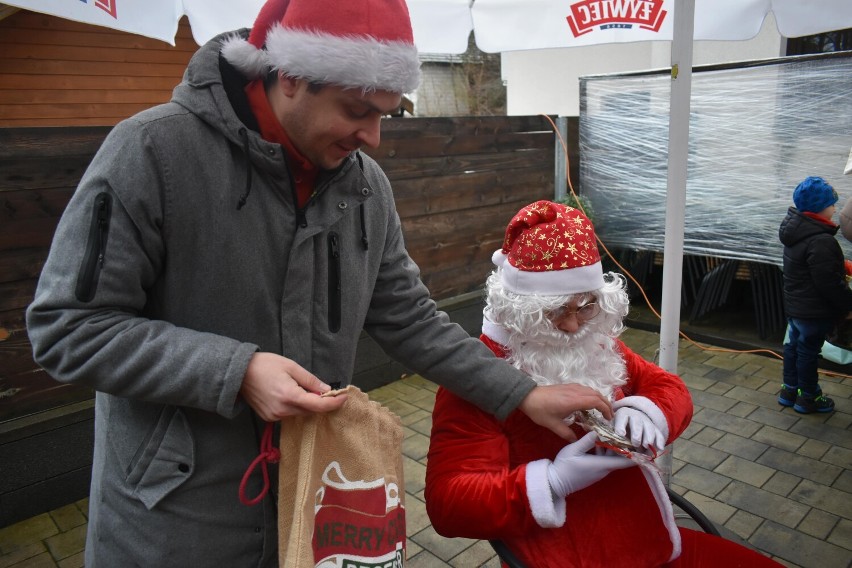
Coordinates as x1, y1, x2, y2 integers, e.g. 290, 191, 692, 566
659, 0, 695, 376
658, 0, 695, 487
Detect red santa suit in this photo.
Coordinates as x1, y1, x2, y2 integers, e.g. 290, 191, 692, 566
425, 201, 782, 567
426, 333, 693, 568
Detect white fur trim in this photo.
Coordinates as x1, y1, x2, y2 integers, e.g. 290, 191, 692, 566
264, 25, 421, 93
481, 315, 511, 346
638, 463, 682, 562
612, 396, 670, 444
492, 248, 605, 296
526, 459, 566, 528
500, 261, 604, 296
491, 249, 605, 296
220, 34, 271, 79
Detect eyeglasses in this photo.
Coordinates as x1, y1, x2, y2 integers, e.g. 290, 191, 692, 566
548, 301, 601, 322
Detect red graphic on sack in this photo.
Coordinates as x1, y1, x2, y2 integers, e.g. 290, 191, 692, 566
567, 0, 666, 37
313, 462, 406, 568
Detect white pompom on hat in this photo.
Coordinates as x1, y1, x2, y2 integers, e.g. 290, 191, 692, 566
221, 0, 421, 94
493, 200, 604, 296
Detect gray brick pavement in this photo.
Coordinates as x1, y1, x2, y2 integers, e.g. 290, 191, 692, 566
1, 327, 850, 568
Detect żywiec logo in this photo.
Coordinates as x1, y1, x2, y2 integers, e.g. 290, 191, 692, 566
567, 0, 667, 37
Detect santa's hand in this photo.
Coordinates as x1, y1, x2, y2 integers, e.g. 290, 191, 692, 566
613, 407, 665, 451
546, 432, 636, 499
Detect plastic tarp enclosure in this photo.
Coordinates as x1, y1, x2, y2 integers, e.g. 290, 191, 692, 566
579, 51, 852, 266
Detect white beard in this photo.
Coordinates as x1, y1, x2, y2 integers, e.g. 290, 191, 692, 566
484, 268, 631, 400
502, 321, 627, 400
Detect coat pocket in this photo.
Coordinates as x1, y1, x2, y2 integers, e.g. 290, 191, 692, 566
327, 231, 342, 333
125, 406, 196, 510
75, 192, 112, 302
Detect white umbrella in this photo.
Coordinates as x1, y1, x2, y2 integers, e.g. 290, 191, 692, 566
0, 0, 471, 52
471, 0, 852, 50
1, 0, 263, 45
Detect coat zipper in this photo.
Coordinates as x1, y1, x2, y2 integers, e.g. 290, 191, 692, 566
327, 231, 342, 333
75, 192, 112, 302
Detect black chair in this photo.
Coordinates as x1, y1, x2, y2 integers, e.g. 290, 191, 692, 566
748, 261, 786, 340
688, 258, 739, 323
488, 488, 719, 568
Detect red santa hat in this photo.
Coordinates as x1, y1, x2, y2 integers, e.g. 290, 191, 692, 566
493, 200, 604, 296
220, 0, 421, 94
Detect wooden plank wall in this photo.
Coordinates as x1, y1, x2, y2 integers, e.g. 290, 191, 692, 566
0, 10, 197, 127
0, 116, 565, 526
0, 128, 108, 424
0, 117, 556, 420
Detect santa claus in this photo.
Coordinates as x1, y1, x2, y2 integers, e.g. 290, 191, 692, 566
424, 200, 782, 567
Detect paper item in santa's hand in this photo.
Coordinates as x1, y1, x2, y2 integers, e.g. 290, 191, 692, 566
577, 410, 637, 452
845, 146, 852, 175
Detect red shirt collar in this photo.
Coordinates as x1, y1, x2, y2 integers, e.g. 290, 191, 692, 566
802, 210, 838, 228
244, 80, 317, 206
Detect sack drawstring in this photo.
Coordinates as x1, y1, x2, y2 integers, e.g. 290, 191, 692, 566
238, 421, 280, 506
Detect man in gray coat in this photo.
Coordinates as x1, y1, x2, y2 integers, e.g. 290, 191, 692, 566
26, 0, 611, 565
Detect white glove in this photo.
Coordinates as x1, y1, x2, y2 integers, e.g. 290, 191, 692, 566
612, 407, 666, 452
546, 432, 636, 499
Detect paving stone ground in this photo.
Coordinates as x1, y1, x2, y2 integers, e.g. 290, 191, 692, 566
1, 327, 850, 567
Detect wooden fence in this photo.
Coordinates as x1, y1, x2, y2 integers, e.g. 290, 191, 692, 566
365, 115, 561, 298
0, 11, 198, 127
0, 115, 573, 526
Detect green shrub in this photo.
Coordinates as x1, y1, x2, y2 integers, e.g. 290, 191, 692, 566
555, 193, 595, 225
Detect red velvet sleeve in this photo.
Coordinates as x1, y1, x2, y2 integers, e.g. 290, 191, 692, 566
616, 339, 693, 442
425, 387, 543, 540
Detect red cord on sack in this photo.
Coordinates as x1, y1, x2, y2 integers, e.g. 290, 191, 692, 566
238, 421, 280, 506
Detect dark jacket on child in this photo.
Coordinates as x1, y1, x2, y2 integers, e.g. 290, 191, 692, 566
779, 206, 852, 320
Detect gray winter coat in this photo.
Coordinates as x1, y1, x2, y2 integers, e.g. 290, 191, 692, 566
26, 31, 534, 567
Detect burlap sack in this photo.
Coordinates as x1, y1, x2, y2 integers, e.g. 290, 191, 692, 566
278, 385, 406, 567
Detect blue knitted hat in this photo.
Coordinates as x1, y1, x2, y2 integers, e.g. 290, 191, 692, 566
793, 176, 838, 213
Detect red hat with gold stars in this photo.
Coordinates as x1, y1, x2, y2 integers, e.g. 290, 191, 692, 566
492, 200, 604, 295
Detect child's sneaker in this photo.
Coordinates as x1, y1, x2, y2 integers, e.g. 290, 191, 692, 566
777, 384, 797, 407
793, 390, 835, 414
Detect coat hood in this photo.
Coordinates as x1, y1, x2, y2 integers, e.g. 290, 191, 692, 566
171, 30, 252, 149
779, 206, 838, 247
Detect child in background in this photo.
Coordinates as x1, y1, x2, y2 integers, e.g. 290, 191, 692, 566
778, 176, 852, 413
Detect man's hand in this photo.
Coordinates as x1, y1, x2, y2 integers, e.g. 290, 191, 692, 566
518, 384, 613, 440
240, 352, 348, 421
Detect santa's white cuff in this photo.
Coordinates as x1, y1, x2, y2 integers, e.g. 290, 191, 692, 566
481, 316, 511, 346
612, 396, 670, 444
526, 459, 566, 528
